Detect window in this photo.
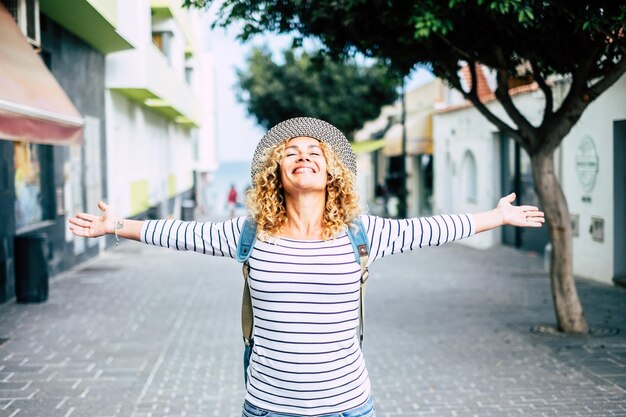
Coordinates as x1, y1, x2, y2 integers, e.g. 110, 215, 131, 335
152, 32, 164, 50
1, 0, 18, 18
0, 0, 40, 47
152, 31, 172, 64
14, 142, 43, 229
462, 150, 478, 203
185, 66, 193, 85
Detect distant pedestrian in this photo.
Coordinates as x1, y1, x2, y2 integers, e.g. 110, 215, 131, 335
227, 183, 238, 218
69, 117, 544, 417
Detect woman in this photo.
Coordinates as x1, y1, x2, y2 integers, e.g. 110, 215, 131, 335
69, 117, 544, 417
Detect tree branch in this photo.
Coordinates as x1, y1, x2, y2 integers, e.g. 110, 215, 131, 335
468, 59, 478, 97
530, 60, 554, 123
541, 54, 626, 154
446, 65, 522, 143
436, 33, 474, 62
587, 56, 626, 102
491, 49, 537, 147
538, 58, 596, 155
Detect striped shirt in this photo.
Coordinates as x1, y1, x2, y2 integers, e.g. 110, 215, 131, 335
140, 214, 475, 416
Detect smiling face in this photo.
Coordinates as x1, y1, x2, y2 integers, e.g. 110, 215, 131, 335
279, 136, 328, 195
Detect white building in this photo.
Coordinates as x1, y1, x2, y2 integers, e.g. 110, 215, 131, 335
433, 67, 626, 286
105, 0, 216, 220
354, 79, 444, 218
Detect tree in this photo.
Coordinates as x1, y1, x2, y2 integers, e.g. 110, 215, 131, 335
237, 46, 400, 135
185, 0, 626, 334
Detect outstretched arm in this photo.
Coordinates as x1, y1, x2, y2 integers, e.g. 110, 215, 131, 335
69, 201, 242, 258
473, 192, 544, 234
68, 201, 144, 242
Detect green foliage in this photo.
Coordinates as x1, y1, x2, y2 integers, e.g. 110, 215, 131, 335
237, 46, 400, 136
185, 0, 624, 80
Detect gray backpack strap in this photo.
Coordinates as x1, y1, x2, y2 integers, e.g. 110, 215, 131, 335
346, 219, 369, 348
237, 216, 257, 347
236, 216, 257, 263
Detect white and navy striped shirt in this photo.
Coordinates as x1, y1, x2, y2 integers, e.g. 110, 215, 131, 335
141, 214, 475, 416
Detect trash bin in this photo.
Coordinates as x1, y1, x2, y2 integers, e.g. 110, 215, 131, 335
14, 233, 49, 303
181, 199, 195, 221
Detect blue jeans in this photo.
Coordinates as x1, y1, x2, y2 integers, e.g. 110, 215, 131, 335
242, 397, 376, 417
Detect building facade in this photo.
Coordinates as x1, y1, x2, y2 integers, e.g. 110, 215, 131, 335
433, 70, 626, 286
354, 79, 442, 219
0, 0, 215, 302
105, 0, 216, 223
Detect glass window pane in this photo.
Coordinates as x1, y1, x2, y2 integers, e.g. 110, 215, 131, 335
14, 141, 43, 229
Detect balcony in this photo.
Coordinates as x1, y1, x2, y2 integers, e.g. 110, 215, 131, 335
106, 43, 200, 127
40, 0, 132, 54
150, 0, 198, 57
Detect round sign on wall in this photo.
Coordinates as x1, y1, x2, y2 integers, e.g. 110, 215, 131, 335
575, 135, 599, 193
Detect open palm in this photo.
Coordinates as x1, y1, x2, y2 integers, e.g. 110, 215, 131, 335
68, 201, 116, 238
498, 193, 545, 227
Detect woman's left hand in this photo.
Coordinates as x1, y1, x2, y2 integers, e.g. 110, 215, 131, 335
497, 192, 545, 227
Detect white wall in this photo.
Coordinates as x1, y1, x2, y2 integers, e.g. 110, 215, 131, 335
433, 92, 544, 249
562, 75, 626, 284
106, 91, 195, 218
106, 92, 134, 216
434, 90, 548, 249
356, 153, 374, 214
115, 0, 149, 48
434, 105, 506, 249
195, 52, 218, 173
105, 3, 213, 219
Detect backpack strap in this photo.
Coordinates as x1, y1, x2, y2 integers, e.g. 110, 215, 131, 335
237, 216, 257, 348
346, 219, 369, 348
236, 216, 257, 263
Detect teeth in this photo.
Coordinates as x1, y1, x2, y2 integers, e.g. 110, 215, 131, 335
294, 167, 314, 173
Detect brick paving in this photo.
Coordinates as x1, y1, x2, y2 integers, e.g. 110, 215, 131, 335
0, 236, 624, 416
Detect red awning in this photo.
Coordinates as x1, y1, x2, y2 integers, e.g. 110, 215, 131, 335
0, 3, 83, 145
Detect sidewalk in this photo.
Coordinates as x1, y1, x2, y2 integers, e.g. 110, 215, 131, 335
0, 238, 623, 417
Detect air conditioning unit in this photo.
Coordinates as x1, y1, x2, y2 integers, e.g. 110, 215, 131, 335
1, 0, 40, 48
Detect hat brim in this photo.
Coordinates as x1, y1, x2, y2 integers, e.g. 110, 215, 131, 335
251, 117, 356, 182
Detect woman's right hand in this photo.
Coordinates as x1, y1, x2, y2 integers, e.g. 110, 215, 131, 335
68, 200, 117, 238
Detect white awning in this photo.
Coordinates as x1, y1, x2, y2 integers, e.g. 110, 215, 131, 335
0, 3, 83, 145
382, 110, 433, 157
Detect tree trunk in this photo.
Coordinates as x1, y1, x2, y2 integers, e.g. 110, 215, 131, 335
531, 151, 588, 334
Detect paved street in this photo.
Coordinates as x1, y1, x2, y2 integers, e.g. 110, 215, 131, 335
0, 235, 624, 417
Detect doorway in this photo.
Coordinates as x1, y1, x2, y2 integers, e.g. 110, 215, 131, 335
614, 120, 626, 286
500, 135, 550, 253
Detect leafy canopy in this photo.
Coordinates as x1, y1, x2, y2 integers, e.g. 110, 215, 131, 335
185, 0, 624, 76
237, 46, 400, 136
188, 0, 625, 151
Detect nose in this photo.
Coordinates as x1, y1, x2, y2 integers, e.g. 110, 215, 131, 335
296, 154, 310, 162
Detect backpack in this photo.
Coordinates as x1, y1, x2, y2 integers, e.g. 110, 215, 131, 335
235, 216, 370, 384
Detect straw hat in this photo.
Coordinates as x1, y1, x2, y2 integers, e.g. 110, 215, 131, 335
250, 117, 356, 182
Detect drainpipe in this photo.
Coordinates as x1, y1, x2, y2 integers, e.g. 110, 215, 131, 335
399, 77, 408, 218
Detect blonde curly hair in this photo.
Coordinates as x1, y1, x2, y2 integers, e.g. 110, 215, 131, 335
246, 140, 361, 240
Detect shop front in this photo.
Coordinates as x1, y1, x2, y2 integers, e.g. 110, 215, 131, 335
0, 3, 84, 301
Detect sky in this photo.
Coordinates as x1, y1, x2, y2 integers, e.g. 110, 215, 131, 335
202, 15, 435, 163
